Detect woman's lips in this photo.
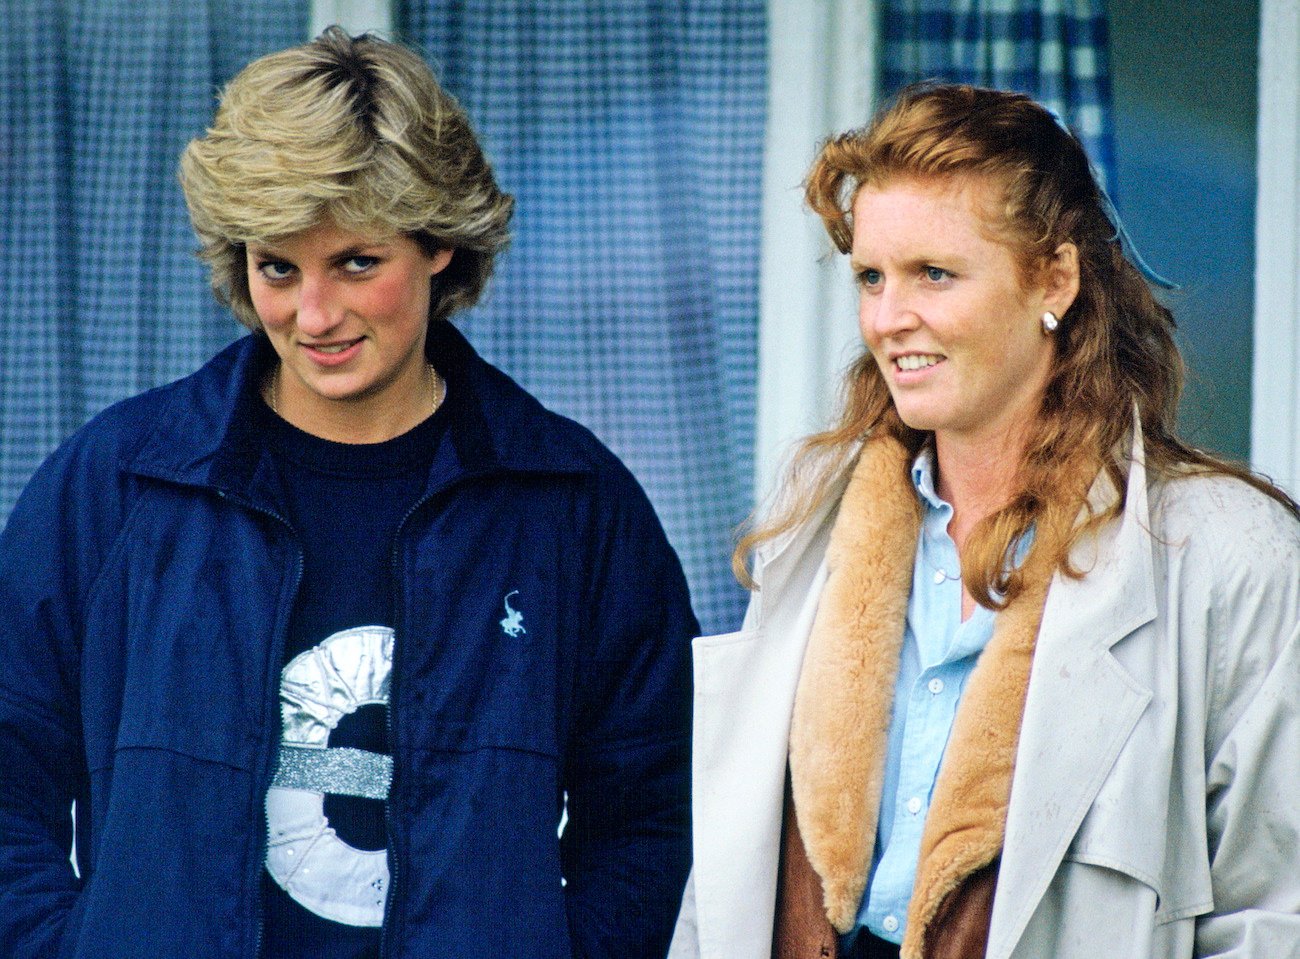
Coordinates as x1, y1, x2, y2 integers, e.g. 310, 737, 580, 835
894, 352, 943, 371
890, 352, 946, 384
301, 338, 363, 366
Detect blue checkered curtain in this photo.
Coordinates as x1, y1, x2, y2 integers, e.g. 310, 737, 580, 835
881, 0, 1115, 187
0, 1, 305, 522
402, 2, 764, 633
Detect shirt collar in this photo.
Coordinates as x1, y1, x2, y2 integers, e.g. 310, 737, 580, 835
910, 441, 1034, 576
911, 444, 948, 515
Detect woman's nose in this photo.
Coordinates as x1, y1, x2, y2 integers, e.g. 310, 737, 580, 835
861, 284, 920, 342
295, 275, 343, 335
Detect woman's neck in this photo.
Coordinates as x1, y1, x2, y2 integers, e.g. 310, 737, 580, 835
934, 431, 1026, 622
933, 430, 1026, 552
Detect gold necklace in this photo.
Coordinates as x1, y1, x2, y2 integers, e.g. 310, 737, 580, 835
266, 362, 445, 418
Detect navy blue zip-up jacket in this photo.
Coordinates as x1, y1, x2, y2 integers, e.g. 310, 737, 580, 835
0, 322, 695, 959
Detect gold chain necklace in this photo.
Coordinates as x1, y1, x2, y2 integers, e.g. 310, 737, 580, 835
266, 361, 444, 419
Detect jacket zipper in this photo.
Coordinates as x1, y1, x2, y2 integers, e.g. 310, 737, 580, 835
227, 468, 484, 959
377, 490, 439, 959
380, 475, 480, 956
216, 489, 304, 959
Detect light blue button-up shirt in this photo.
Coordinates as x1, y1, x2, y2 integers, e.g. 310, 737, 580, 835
851, 447, 1000, 945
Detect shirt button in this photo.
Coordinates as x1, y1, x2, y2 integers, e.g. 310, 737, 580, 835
933, 569, 946, 584
906, 796, 923, 815
928, 678, 945, 695
882, 915, 900, 933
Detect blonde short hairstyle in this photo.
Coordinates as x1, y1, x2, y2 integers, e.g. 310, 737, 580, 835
179, 27, 513, 330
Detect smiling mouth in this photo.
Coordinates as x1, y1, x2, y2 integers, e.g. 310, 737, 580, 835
895, 353, 944, 371
305, 339, 362, 355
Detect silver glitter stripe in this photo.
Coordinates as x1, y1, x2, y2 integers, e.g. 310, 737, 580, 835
272, 744, 393, 800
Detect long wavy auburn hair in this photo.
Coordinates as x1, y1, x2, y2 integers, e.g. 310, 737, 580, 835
736, 83, 1297, 605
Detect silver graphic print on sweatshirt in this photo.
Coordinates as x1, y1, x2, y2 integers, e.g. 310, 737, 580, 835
265, 625, 394, 927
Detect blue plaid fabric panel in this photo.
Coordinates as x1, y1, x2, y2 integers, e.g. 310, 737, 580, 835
403, 1, 765, 633
880, 0, 1115, 188
0, 0, 306, 523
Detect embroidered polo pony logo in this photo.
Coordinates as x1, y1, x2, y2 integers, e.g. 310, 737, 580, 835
500, 590, 526, 637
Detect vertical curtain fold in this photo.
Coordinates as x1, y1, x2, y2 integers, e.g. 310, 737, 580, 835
0, 0, 306, 520
402, 1, 765, 633
1, 2, 77, 521
880, 0, 1115, 187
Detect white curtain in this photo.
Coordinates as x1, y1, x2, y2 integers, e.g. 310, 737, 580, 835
756, 0, 878, 503
1254, 0, 1300, 496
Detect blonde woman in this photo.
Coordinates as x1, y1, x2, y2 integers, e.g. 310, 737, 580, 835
0, 30, 694, 959
673, 84, 1300, 959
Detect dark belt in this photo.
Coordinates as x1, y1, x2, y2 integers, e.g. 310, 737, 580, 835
844, 929, 902, 959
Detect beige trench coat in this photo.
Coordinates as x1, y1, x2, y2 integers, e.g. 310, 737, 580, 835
670, 439, 1300, 959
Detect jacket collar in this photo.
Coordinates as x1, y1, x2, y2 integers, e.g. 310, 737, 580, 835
785, 434, 921, 932
784, 433, 1071, 951
124, 321, 595, 508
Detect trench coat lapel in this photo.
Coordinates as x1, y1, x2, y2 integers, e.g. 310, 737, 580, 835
987, 448, 1158, 959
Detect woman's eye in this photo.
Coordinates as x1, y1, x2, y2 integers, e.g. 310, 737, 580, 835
343, 255, 381, 274
924, 265, 950, 282
257, 261, 295, 281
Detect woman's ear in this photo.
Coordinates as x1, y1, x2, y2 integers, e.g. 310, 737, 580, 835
1044, 242, 1080, 317
429, 248, 454, 276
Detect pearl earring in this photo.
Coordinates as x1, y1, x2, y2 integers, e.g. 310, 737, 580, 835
1041, 310, 1059, 334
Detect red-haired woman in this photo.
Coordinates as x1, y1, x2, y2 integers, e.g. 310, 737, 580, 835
671, 83, 1300, 959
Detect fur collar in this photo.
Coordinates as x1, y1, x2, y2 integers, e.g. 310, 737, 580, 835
787, 433, 1065, 957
